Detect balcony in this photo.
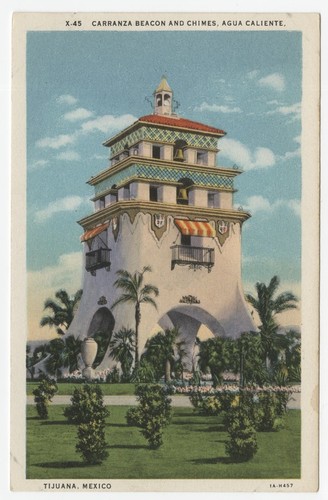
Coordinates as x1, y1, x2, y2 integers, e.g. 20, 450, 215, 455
171, 245, 214, 272
86, 248, 111, 276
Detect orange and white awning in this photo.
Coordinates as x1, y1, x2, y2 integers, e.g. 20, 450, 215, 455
174, 219, 216, 237
80, 222, 109, 242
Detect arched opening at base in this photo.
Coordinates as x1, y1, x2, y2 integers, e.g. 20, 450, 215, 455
87, 307, 115, 367
157, 305, 226, 372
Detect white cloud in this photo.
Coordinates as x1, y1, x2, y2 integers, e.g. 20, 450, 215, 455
34, 195, 85, 223
258, 73, 285, 92
63, 107, 94, 122
28, 159, 49, 171
56, 94, 78, 106
219, 137, 276, 170
36, 133, 76, 149
56, 150, 81, 161
286, 199, 301, 217
266, 102, 301, 122
195, 102, 242, 113
242, 195, 301, 218
27, 252, 83, 340
81, 114, 137, 134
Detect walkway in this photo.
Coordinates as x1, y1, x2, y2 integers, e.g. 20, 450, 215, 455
26, 393, 301, 409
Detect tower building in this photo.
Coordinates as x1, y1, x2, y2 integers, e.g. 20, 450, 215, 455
68, 78, 255, 369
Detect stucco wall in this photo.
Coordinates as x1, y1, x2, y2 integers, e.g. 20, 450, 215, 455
68, 212, 255, 368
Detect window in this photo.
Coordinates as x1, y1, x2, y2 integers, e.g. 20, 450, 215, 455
208, 193, 215, 208
181, 234, 191, 246
152, 145, 162, 159
196, 151, 208, 165
150, 185, 159, 202
99, 197, 105, 209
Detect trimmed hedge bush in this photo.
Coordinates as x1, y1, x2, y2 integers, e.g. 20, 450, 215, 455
32, 376, 58, 419
225, 407, 258, 462
64, 384, 109, 464
133, 384, 172, 449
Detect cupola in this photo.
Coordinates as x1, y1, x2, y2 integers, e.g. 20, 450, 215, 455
154, 77, 173, 116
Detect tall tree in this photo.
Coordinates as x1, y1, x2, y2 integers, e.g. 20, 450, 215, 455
40, 289, 83, 336
143, 328, 181, 382
111, 267, 159, 369
197, 337, 230, 386
109, 327, 135, 380
245, 276, 298, 366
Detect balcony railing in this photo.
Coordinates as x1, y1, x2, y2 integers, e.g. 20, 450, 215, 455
86, 248, 111, 276
171, 245, 214, 272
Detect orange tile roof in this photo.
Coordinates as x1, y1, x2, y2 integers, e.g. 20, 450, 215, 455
139, 114, 226, 135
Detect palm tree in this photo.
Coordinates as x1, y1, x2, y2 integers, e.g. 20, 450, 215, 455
40, 289, 83, 336
111, 266, 159, 369
109, 327, 135, 380
60, 335, 82, 373
143, 328, 181, 382
245, 276, 298, 367
197, 337, 230, 386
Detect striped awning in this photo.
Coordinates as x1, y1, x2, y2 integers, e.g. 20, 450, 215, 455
174, 219, 216, 237
80, 222, 109, 242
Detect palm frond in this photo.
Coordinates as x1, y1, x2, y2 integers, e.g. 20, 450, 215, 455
139, 296, 158, 310
111, 294, 136, 310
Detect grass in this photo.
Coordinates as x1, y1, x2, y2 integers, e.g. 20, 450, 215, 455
27, 382, 136, 396
27, 405, 301, 480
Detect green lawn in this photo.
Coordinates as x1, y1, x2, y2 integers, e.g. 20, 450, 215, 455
26, 405, 301, 480
26, 382, 136, 396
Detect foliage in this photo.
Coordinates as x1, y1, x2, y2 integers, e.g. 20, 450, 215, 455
142, 328, 184, 382
245, 276, 298, 366
131, 359, 156, 383
92, 330, 111, 368
134, 384, 172, 449
44, 336, 82, 378
125, 407, 143, 427
197, 337, 230, 386
111, 267, 159, 370
225, 406, 258, 462
225, 333, 269, 386
256, 392, 285, 432
26, 343, 48, 379
104, 366, 121, 383
76, 421, 108, 465
32, 376, 58, 419
109, 327, 135, 380
198, 395, 222, 416
64, 384, 109, 465
40, 289, 83, 336
64, 384, 109, 425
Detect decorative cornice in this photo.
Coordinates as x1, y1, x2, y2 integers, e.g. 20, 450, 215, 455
87, 156, 242, 186
77, 200, 251, 229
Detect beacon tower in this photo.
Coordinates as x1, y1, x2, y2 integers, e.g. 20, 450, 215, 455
68, 78, 255, 369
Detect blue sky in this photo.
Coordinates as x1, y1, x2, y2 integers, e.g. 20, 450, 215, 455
26, 30, 302, 338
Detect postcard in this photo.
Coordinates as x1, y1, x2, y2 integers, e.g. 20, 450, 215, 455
11, 12, 320, 492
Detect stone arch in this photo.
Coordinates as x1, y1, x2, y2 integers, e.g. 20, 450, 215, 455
87, 307, 115, 339
157, 305, 226, 371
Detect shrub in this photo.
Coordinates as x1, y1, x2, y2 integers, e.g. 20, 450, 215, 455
225, 407, 258, 462
76, 421, 108, 465
105, 367, 120, 383
32, 376, 58, 419
64, 384, 109, 465
256, 392, 284, 432
64, 384, 109, 424
199, 396, 222, 416
189, 391, 205, 410
126, 407, 143, 427
135, 384, 172, 448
